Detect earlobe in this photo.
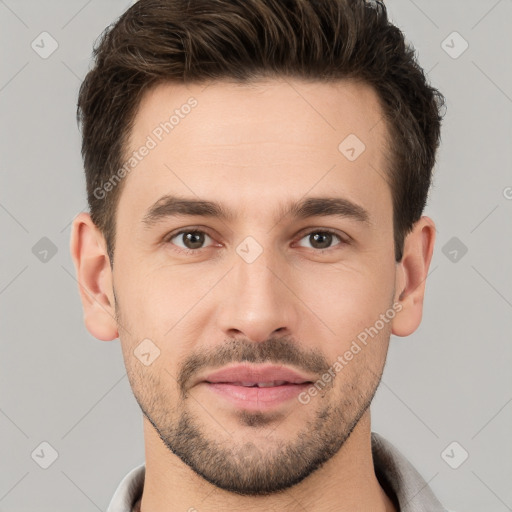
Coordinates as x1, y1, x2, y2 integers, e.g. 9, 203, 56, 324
391, 216, 436, 338
70, 212, 119, 341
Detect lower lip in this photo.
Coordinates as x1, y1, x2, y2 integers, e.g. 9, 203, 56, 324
202, 382, 311, 411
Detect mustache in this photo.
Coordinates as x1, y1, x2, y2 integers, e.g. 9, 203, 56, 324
177, 336, 330, 396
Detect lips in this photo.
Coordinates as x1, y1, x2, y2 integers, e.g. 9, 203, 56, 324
196, 364, 314, 411
223, 380, 292, 387
202, 363, 314, 387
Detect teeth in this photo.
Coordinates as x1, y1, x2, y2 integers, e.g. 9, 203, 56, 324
232, 380, 288, 387
257, 381, 278, 387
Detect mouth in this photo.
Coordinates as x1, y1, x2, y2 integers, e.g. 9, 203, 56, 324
198, 364, 315, 411
211, 380, 305, 387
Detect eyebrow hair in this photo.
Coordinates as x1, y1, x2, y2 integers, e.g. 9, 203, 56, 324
142, 194, 371, 229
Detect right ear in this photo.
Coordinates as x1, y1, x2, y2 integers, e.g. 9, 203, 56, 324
70, 212, 119, 341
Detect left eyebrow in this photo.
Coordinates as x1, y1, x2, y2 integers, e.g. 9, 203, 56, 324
285, 196, 371, 226
141, 194, 372, 229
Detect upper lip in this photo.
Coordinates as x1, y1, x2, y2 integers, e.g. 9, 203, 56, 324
200, 363, 315, 386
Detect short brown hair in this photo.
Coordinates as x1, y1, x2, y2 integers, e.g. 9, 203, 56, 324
77, 0, 445, 264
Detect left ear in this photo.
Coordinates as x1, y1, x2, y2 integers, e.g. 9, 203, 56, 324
391, 215, 436, 337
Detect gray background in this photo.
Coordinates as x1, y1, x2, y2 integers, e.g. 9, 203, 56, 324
1, 0, 511, 510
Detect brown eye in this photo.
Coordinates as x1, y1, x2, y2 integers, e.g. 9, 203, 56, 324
167, 230, 213, 252
297, 230, 345, 251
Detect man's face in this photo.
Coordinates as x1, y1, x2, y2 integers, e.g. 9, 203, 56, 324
113, 79, 398, 494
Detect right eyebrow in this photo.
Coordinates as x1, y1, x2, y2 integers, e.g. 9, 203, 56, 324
142, 195, 235, 229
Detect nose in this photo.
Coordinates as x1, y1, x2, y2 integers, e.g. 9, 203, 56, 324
215, 245, 299, 343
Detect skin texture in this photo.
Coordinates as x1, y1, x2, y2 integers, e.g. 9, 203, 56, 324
71, 78, 436, 511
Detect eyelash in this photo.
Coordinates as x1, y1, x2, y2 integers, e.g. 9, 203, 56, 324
164, 227, 349, 255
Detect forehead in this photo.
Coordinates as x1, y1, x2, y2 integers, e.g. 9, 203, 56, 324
129, 78, 387, 152
119, 78, 392, 228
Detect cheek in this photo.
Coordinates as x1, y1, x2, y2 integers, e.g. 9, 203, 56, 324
297, 262, 393, 326
292, 263, 395, 375
116, 266, 214, 368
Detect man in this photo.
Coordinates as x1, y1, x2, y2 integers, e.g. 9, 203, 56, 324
70, 0, 447, 510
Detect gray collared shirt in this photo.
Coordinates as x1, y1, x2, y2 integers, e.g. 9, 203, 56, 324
107, 432, 447, 512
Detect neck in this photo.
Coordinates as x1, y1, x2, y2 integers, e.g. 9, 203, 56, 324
138, 411, 396, 512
